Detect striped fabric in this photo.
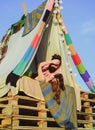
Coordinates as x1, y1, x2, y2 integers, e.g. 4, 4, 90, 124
40, 82, 77, 129
64, 31, 95, 92
12, 0, 54, 75
6, 0, 54, 87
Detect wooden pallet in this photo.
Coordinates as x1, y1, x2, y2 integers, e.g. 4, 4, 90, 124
0, 98, 12, 129
0, 91, 66, 130
0, 90, 95, 130
77, 91, 95, 129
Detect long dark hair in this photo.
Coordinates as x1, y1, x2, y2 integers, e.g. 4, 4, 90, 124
54, 73, 65, 90
51, 73, 65, 104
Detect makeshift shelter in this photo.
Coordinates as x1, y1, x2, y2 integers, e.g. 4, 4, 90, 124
0, 0, 95, 129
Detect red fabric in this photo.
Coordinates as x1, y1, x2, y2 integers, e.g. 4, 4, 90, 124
72, 53, 81, 65
30, 34, 40, 48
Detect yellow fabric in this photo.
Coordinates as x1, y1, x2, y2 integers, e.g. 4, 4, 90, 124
17, 76, 44, 100
74, 83, 82, 111
36, 16, 73, 86
0, 75, 82, 111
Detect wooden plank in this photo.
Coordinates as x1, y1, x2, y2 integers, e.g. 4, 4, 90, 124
16, 95, 43, 102
0, 114, 11, 119
81, 91, 95, 95
78, 128, 92, 130
81, 98, 95, 103
81, 105, 95, 109
81, 92, 89, 99
78, 119, 95, 124
77, 111, 95, 116
12, 126, 65, 130
13, 115, 55, 122
0, 127, 11, 130
13, 104, 48, 112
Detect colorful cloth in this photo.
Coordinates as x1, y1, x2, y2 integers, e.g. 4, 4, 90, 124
64, 32, 95, 92
12, 0, 54, 76
40, 82, 77, 129
0, 29, 11, 63
22, 1, 46, 36
10, 15, 25, 35
5, 0, 54, 86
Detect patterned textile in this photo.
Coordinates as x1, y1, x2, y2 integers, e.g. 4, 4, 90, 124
0, 15, 25, 63
0, 45, 8, 63
12, 0, 54, 76
0, 29, 11, 63
40, 82, 77, 130
10, 15, 25, 35
5, 0, 54, 87
64, 29, 95, 92
22, 1, 46, 36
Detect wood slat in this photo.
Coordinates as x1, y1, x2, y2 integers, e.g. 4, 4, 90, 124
78, 119, 95, 124
81, 98, 95, 103
13, 115, 54, 122
12, 126, 65, 130
77, 111, 95, 116
13, 104, 49, 112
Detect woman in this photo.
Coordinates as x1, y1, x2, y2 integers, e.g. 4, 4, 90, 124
35, 54, 65, 104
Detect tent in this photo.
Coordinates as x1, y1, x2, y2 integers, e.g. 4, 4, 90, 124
0, 0, 95, 129
0, 0, 73, 96
0, 0, 95, 96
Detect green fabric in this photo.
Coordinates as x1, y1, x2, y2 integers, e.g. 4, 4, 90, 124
91, 86, 95, 92
24, 70, 32, 77
0, 29, 11, 63
40, 82, 77, 129
10, 15, 25, 35
76, 63, 86, 74
64, 34, 72, 45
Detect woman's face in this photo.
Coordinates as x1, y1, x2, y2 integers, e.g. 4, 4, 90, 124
52, 59, 61, 66
48, 59, 61, 72
42, 59, 61, 72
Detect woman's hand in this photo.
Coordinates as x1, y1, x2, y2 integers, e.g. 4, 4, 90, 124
36, 60, 61, 82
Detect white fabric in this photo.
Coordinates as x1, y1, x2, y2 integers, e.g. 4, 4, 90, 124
0, 0, 51, 97
0, 0, 50, 77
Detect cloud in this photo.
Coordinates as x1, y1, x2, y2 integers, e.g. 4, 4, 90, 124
81, 19, 95, 35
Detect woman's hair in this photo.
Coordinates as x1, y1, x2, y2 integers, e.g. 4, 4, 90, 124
48, 54, 62, 73
51, 73, 65, 104
54, 73, 65, 90
51, 54, 61, 66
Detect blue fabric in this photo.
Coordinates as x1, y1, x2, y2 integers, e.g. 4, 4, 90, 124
40, 82, 77, 129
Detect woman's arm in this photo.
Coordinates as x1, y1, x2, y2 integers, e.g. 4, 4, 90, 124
35, 62, 61, 82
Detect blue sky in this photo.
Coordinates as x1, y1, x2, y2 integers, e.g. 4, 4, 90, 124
0, 0, 95, 91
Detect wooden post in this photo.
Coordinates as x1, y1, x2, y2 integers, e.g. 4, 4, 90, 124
85, 108, 93, 128
22, 2, 28, 16
7, 90, 19, 129
37, 101, 47, 127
